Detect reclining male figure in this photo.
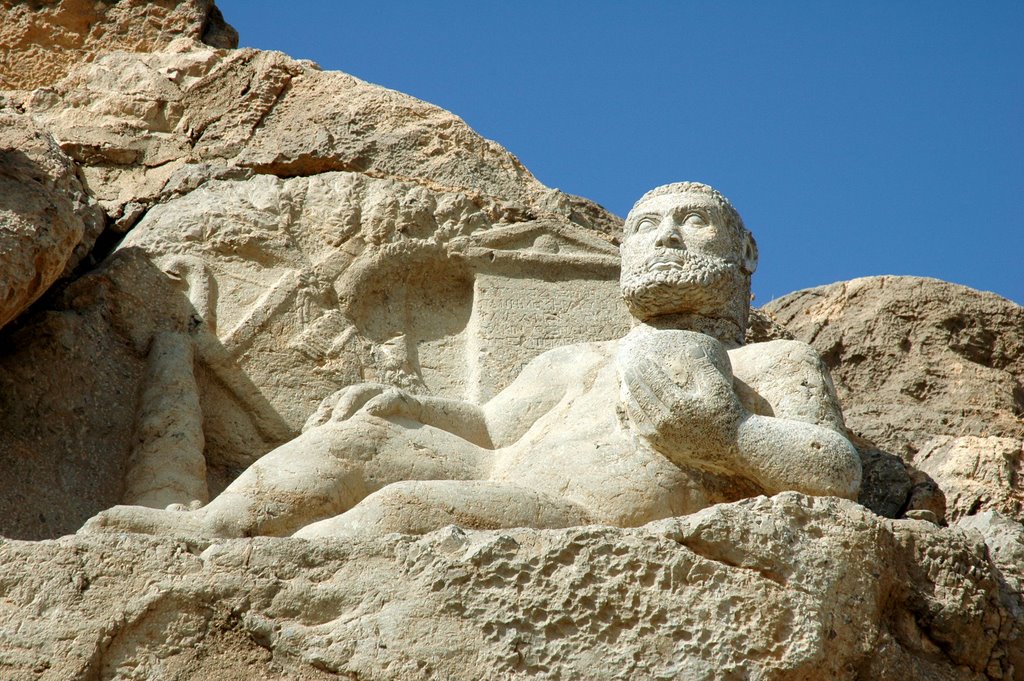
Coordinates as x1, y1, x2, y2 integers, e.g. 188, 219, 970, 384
83, 182, 861, 539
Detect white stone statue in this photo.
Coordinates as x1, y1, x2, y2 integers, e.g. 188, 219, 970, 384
83, 182, 861, 539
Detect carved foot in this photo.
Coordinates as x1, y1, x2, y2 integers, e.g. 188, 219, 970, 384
78, 504, 205, 538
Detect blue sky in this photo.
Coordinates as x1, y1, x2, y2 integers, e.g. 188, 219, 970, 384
217, 1, 1022, 306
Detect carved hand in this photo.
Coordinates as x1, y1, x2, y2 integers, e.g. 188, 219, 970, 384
617, 329, 745, 468
360, 387, 424, 421
326, 383, 390, 422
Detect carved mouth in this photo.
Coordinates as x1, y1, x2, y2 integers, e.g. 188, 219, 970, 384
647, 257, 687, 271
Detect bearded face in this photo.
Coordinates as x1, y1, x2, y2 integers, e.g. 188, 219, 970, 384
619, 192, 754, 322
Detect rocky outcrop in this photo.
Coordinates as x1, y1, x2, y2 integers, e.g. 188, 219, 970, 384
765, 277, 1024, 523
958, 510, 1024, 596
15, 42, 618, 233
0, 111, 104, 329
0, 0, 237, 91
0, 494, 1020, 680
764, 276, 1024, 458
1, 2, 1022, 678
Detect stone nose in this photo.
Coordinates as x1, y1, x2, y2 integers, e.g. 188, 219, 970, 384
654, 222, 684, 249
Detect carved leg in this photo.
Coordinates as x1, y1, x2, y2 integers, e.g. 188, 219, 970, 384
293, 480, 591, 539
122, 331, 208, 509
81, 413, 488, 538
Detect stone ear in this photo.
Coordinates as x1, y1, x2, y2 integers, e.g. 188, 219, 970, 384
741, 231, 758, 274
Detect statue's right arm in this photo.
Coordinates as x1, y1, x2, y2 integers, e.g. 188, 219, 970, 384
371, 345, 581, 448
401, 342, 581, 448
326, 345, 583, 449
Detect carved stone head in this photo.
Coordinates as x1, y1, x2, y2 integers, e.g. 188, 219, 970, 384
620, 182, 758, 339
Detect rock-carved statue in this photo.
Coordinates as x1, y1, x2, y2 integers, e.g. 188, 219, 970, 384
83, 182, 862, 539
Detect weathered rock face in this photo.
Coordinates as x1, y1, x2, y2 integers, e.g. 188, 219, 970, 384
0, 0, 237, 91
765, 277, 1024, 524
916, 436, 1023, 523
1, 494, 1021, 680
0, 111, 104, 329
1, 2, 1022, 679
764, 276, 1024, 458
16, 42, 617, 234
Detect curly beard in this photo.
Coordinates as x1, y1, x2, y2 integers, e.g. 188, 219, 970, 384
620, 253, 744, 321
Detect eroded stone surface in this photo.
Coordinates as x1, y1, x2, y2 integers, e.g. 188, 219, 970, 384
2, 495, 1021, 680
0, 166, 625, 538
764, 276, 1024, 524
0, 0, 237, 91
0, 110, 104, 330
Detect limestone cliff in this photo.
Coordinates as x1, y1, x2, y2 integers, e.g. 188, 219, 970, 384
0, 2, 1020, 679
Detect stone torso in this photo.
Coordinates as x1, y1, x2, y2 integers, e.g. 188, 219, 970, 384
490, 332, 760, 526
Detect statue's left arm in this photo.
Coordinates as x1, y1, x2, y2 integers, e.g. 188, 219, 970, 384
618, 331, 860, 499
728, 339, 861, 498
728, 339, 847, 433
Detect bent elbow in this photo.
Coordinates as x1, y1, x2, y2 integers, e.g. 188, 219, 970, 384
801, 435, 862, 500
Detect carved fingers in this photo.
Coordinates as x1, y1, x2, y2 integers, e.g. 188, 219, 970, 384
360, 387, 424, 421
622, 343, 739, 426
324, 383, 388, 423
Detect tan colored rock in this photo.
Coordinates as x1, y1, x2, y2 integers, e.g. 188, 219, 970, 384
0, 0, 237, 91
0, 110, 104, 329
0, 167, 626, 538
0, 245, 205, 539
957, 509, 1024, 597
83, 183, 861, 541
915, 436, 1023, 523
764, 276, 1024, 457
19, 44, 617, 234
0, 11, 615, 538
3, 494, 1022, 680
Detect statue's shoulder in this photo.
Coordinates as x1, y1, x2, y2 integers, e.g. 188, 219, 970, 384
729, 337, 831, 391
729, 338, 824, 365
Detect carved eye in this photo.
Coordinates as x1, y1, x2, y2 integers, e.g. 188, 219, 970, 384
634, 217, 656, 233
684, 212, 707, 227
